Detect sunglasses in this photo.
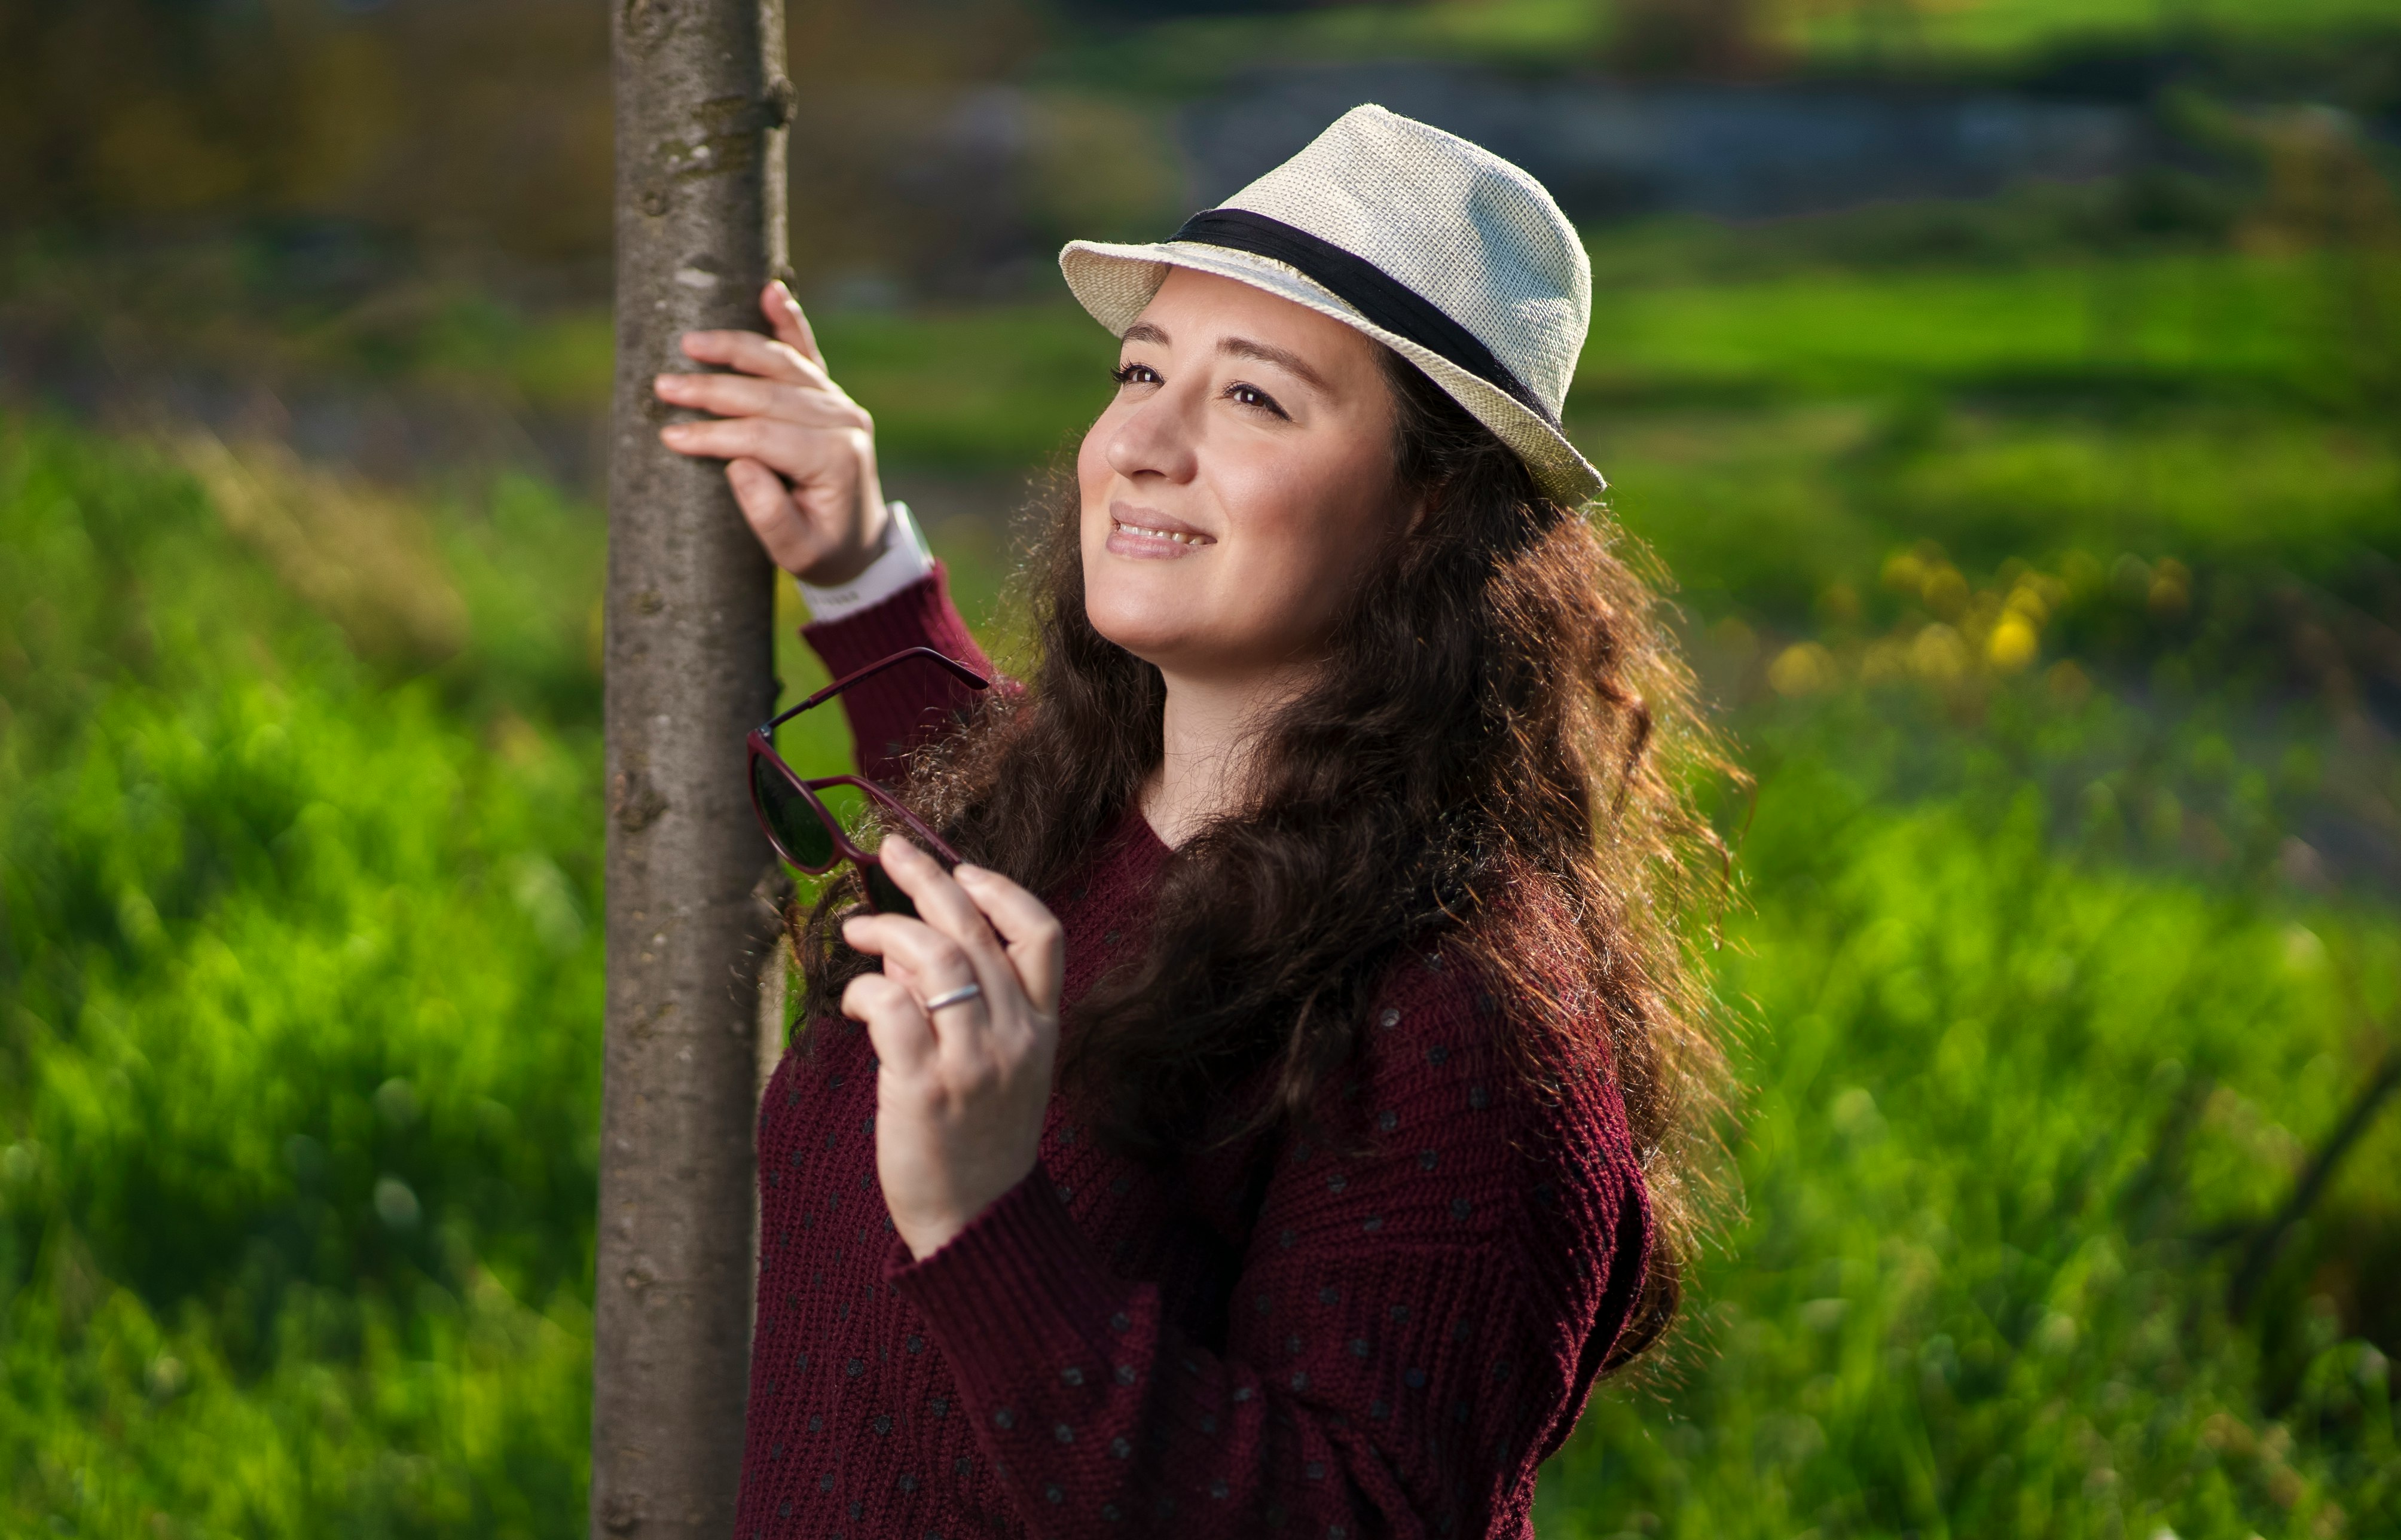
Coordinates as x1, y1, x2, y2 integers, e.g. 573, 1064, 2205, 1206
746, 646, 991, 918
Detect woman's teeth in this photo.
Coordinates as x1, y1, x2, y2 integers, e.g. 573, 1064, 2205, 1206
1114, 521, 1212, 546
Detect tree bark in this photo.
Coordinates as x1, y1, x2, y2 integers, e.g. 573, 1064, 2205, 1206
595, 0, 790, 1532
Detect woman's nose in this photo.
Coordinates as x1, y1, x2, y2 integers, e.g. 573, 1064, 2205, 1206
1104, 386, 1200, 484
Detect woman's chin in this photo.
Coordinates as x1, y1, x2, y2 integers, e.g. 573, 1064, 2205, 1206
1085, 607, 1192, 668
1083, 588, 1229, 668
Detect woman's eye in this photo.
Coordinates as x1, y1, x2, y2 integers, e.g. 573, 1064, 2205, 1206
1111, 362, 1159, 387
1226, 383, 1287, 417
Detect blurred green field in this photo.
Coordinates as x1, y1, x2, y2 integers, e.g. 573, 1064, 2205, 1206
5, 202, 2400, 1538
1042, 0, 2401, 86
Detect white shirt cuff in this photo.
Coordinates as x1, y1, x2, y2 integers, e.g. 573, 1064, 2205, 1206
794, 501, 936, 622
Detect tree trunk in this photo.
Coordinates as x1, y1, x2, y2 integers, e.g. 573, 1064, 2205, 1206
595, 0, 790, 1532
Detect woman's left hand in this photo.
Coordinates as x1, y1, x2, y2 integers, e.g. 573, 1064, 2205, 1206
839, 839, 1065, 1260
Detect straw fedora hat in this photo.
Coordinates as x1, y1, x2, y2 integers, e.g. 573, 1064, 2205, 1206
1059, 103, 1602, 505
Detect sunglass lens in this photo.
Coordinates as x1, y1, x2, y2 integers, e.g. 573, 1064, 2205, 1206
752, 756, 835, 869
861, 860, 917, 918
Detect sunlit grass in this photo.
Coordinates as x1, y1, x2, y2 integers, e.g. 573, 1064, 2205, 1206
1782, 0, 2401, 68
1544, 754, 2399, 1538
1595, 401, 2400, 624
1581, 253, 2332, 404
1040, 0, 2401, 81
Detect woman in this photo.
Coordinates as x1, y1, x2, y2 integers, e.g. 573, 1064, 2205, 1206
657, 106, 1730, 1540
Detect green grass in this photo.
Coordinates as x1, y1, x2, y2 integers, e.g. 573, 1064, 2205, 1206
1782, 0, 2401, 69
1544, 696, 2401, 1537
0, 424, 604, 1533
1581, 255, 2324, 403
819, 306, 1121, 470
1031, 0, 2401, 90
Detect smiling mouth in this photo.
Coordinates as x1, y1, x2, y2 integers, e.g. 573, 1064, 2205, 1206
1111, 520, 1215, 546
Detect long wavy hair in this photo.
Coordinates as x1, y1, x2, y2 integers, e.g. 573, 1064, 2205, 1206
795, 346, 1738, 1371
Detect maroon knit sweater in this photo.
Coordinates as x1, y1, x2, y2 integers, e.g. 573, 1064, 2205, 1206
736, 569, 1652, 1540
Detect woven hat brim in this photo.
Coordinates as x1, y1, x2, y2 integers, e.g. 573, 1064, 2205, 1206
1059, 239, 1604, 506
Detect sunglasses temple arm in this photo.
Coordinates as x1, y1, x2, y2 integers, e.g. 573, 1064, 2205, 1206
771, 647, 991, 729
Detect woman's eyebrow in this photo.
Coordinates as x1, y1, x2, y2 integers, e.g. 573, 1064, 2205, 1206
1122, 322, 1170, 346
1219, 336, 1327, 391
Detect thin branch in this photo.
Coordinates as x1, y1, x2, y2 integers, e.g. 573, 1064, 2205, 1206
2230, 1050, 2401, 1316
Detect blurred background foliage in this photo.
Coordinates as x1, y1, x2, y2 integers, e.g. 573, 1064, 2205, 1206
2, 0, 2399, 1535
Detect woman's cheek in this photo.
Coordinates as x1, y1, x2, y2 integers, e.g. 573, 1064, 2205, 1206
1074, 426, 1125, 614
1075, 414, 1114, 502
1217, 469, 1358, 641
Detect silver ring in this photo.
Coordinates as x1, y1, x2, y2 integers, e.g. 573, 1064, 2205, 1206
920, 982, 983, 1014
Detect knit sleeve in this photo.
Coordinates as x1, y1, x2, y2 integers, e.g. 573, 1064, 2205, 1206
798, 563, 1001, 784
886, 959, 1652, 1539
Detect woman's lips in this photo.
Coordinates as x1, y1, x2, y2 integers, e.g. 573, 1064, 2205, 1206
1105, 508, 1216, 560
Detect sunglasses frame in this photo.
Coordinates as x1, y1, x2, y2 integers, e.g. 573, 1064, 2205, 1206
745, 646, 991, 913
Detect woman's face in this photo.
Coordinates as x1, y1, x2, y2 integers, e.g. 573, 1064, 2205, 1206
1077, 268, 1407, 683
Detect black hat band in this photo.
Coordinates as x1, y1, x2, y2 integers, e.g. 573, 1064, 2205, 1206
1168, 208, 1557, 429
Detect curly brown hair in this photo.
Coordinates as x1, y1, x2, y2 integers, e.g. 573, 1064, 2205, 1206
795, 345, 1739, 1373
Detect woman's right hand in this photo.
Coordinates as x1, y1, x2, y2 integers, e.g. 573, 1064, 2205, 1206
653, 280, 891, 587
